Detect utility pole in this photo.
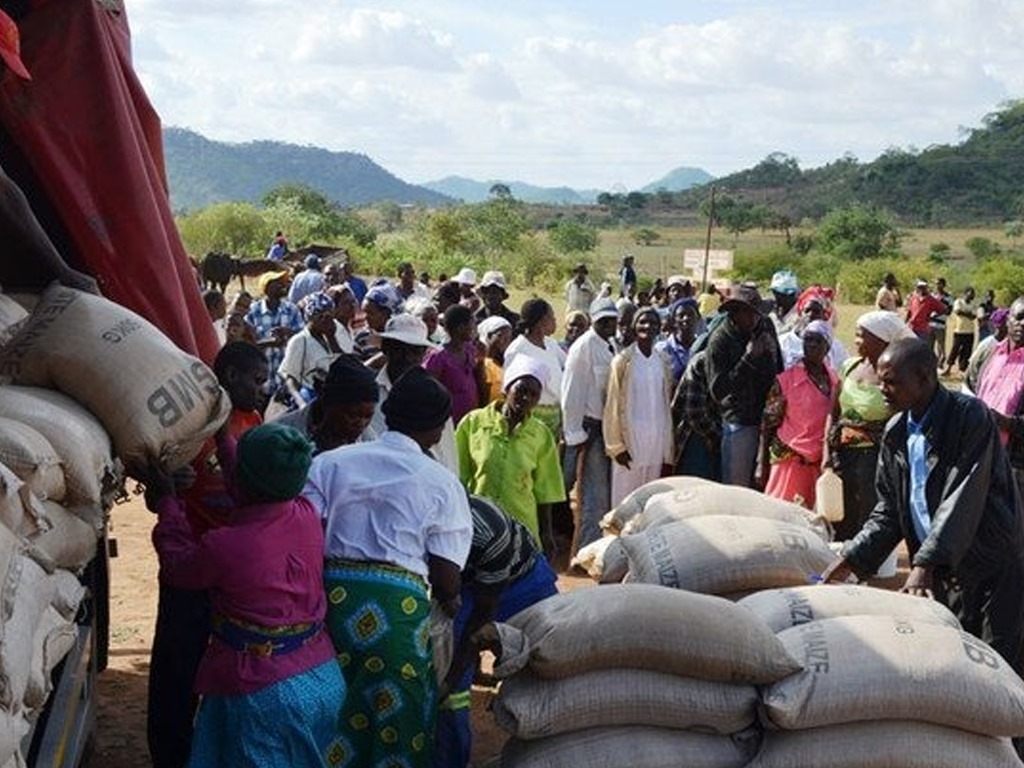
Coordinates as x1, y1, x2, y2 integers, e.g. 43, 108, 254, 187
701, 186, 716, 289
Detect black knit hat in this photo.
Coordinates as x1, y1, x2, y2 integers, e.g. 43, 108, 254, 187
382, 367, 452, 433
321, 354, 379, 406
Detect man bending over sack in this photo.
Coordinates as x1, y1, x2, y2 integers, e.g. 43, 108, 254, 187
823, 337, 1024, 760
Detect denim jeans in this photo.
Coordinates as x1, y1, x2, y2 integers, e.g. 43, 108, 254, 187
720, 421, 760, 488
563, 417, 611, 556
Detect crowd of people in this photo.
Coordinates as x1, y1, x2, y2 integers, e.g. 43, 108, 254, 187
161, 246, 1024, 766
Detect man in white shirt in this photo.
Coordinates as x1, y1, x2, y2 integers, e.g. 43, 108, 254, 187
560, 297, 618, 557
564, 262, 596, 314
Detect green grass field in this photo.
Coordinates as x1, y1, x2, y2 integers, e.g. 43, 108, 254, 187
551, 224, 1010, 298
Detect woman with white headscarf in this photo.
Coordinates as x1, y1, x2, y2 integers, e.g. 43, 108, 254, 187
824, 310, 915, 540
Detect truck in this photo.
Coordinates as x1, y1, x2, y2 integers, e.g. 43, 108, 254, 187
0, 2, 220, 765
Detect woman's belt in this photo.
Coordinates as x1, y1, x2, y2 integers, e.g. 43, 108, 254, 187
211, 613, 322, 657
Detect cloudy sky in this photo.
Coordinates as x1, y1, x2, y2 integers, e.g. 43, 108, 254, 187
129, 0, 1024, 191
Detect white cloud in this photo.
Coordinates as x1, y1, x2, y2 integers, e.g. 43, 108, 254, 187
292, 8, 458, 71
128, 1, 1024, 189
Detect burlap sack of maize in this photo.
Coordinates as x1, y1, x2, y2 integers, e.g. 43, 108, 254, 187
25, 502, 98, 573
763, 615, 1024, 736
0, 418, 64, 502
0, 386, 118, 506
23, 604, 77, 712
0, 294, 27, 348
628, 484, 830, 541
0, 524, 55, 709
493, 668, 757, 739
495, 583, 801, 684
500, 726, 759, 768
600, 475, 714, 533
0, 285, 230, 474
738, 584, 961, 633
748, 720, 1021, 768
0, 462, 49, 536
569, 536, 629, 583
621, 516, 836, 595
0, 710, 29, 768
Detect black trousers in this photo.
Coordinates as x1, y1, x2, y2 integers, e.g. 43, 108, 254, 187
946, 332, 974, 372
147, 582, 211, 768
935, 561, 1024, 761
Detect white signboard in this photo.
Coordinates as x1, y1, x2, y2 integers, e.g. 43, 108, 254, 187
683, 249, 733, 282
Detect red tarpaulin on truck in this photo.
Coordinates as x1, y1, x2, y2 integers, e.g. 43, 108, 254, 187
0, 0, 218, 363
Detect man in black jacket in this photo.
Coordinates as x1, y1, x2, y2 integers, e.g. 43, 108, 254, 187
705, 282, 781, 488
823, 338, 1024, 685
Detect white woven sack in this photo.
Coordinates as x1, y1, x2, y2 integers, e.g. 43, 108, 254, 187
569, 536, 629, 583
600, 475, 714, 533
763, 615, 1024, 736
493, 668, 757, 739
23, 604, 77, 712
0, 524, 56, 709
0, 418, 64, 502
501, 726, 758, 768
0, 386, 118, 507
495, 583, 801, 684
621, 515, 836, 595
0, 462, 49, 536
748, 720, 1021, 768
0, 294, 27, 348
630, 484, 830, 541
0, 285, 230, 474
25, 502, 98, 573
738, 584, 961, 633
0, 709, 29, 767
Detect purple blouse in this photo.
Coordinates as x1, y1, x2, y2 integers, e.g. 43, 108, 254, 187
424, 344, 480, 424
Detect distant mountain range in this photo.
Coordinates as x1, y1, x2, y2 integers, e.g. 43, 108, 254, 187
641, 167, 715, 194
161, 127, 715, 211
419, 176, 600, 205
162, 128, 452, 212
421, 167, 713, 204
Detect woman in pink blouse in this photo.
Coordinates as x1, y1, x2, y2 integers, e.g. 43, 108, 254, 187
148, 423, 344, 767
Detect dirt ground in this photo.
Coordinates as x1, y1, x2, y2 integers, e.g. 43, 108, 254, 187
91, 494, 591, 767
91, 494, 904, 767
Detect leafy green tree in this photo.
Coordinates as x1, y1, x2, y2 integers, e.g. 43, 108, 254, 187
465, 196, 529, 255
261, 183, 334, 217
422, 209, 471, 254
548, 219, 599, 254
375, 201, 404, 233
176, 201, 269, 256
1005, 220, 1024, 245
625, 191, 648, 209
965, 236, 1001, 260
928, 242, 951, 264
817, 205, 901, 261
969, 258, 1024, 305
489, 182, 513, 200
633, 228, 661, 246
791, 232, 816, 256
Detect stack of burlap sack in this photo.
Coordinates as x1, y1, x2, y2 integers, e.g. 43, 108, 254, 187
740, 583, 1024, 767
574, 476, 835, 596
486, 582, 1024, 768
0, 285, 229, 766
487, 583, 800, 768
